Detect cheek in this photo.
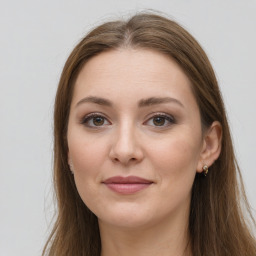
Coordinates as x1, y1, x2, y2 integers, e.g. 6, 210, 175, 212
68, 129, 107, 172
67, 132, 110, 201
149, 136, 200, 210
68, 136, 107, 208
148, 132, 201, 181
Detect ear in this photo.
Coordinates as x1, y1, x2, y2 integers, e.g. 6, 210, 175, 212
196, 121, 222, 173
67, 153, 75, 174
67, 151, 72, 167
67, 150, 70, 164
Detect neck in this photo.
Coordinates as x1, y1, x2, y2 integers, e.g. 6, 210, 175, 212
99, 210, 191, 256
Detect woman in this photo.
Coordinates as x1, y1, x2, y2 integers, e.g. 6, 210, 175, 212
42, 12, 256, 256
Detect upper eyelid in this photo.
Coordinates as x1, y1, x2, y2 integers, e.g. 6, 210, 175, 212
145, 112, 175, 121
80, 112, 111, 123
80, 112, 175, 124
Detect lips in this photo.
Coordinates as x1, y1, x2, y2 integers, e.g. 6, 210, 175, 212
103, 176, 153, 194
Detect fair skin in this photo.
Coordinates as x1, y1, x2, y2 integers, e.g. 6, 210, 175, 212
67, 49, 222, 256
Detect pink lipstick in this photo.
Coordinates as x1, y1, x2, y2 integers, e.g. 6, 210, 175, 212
103, 176, 153, 194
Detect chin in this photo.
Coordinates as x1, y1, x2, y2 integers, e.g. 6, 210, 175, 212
95, 204, 145, 226
96, 203, 168, 231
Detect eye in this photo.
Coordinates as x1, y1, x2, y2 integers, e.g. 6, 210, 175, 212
145, 113, 175, 127
81, 113, 111, 127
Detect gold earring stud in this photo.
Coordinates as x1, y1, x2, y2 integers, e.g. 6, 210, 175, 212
202, 165, 208, 176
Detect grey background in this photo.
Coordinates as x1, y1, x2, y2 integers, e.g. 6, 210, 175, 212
0, 0, 255, 255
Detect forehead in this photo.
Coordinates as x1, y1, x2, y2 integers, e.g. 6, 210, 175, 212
72, 48, 197, 110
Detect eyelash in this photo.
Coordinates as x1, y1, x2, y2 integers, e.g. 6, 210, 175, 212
80, 113, 111, 128
144, 113, 175, 127
80, 112, 175, 128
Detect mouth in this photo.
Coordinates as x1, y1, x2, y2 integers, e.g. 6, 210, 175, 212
102, 176, 153, 194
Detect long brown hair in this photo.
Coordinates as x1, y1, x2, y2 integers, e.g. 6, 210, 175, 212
43, 12, 256, 256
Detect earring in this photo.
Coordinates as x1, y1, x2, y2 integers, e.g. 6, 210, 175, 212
202, 165, 208, 176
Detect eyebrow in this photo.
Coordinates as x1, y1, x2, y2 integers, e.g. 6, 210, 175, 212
138, 97, 184, 108
76, 96, 184, 108
76, 96, 112, 107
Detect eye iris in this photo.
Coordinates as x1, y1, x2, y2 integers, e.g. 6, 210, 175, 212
153, 116, 165, 126
93, 117, 104, 126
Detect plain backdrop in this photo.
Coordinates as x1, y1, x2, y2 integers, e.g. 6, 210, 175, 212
0, 0, 255, 255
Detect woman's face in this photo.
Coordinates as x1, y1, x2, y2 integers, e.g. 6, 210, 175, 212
67, 49, 205, 230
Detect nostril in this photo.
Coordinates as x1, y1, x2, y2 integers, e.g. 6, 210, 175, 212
113, 157, 137, 164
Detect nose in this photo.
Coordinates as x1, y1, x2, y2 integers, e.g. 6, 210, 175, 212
109, 123, 144, 165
